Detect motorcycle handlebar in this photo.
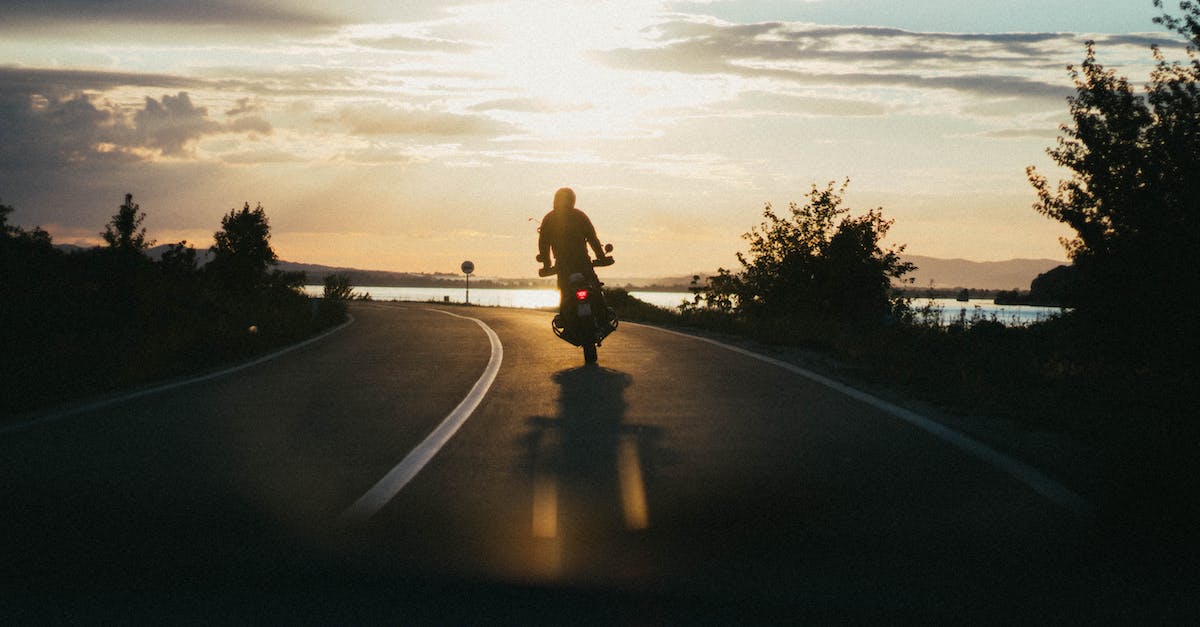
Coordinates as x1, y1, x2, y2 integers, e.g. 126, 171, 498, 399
537, 254, 615, 277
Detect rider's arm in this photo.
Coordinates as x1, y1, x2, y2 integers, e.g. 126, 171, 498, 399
581, 213, 605, 259
537, 217, 552, 267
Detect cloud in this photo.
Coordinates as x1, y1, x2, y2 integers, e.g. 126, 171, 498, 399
620, 152, 765, 186
0, 65, 385, 106
127, 92, 272, 157
338, 146, 427, 164
221, 149, 302, 164
467, 98, 594, 114
352, 35, 478, 54
717, 90, 889, 117
0, 0, 498, 33
0, 66, 274, 168
977, 127, 1061, 140
226, 98, 262, 117
0, 0, 336, 28
0, 82, 273, 167
601, 19, 1171, 103
335, 104, 516, 137
132, 93, 223, 155
0, 65, 201, 99
0, 91, 124, 168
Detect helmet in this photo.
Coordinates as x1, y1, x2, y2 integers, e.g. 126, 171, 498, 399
553, 187, 575, 212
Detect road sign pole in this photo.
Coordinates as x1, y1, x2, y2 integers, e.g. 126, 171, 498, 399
461, 260, 475, 305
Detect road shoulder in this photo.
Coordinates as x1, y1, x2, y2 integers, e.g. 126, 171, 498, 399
628, 320, 1105, 510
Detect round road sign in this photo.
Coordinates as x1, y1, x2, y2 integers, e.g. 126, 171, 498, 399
461, 260, 475, 275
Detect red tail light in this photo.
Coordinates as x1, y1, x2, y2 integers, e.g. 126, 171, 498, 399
575, 289, 589, 301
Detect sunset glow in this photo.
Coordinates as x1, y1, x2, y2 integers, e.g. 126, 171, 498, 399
0, 1, 1180, 278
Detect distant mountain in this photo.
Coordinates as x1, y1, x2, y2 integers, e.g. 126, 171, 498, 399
273, 260, 473, 288
901, 255, 1065, 291
621, 258, 1069, 292
146, 243, 214, 265
52, 243, 95, 255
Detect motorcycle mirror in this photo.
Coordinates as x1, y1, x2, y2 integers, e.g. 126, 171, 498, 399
604, 243, 613, 253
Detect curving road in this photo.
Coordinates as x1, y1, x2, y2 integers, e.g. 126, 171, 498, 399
0, 302, 1178, 621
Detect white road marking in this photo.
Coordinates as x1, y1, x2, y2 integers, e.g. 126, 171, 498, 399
1, 315, 356, 437
618, 434, 650, 530
631, 323, 1094, 517
340, 308, 503, 524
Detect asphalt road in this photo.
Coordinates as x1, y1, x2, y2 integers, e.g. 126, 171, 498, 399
0, 302, 1191, 623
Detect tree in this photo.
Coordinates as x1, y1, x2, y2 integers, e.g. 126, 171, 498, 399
2, 201, 55, 275
1026, 1, 1200, 370
1028, 264, 1077, 306
695, 180, 914, 328
208, 202, 278, 292
1, 201, 52, 251
159, 241, 198, 276
101, 193, 153, 254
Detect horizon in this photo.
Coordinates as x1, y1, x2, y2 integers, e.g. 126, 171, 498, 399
2, 1, 1183, 277
289, 250, 1070, 285
54, 241, 1066, 285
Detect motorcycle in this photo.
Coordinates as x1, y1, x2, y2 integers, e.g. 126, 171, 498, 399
538, 244, 619, 364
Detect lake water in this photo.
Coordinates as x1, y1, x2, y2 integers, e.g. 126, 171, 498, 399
914, 299, 1067, 326
303, 286, 1065, 326
302, 285, 689, 310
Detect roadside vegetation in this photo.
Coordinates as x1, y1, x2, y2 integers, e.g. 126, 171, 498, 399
611, 1, 1199, 533
1, 196, 353, 417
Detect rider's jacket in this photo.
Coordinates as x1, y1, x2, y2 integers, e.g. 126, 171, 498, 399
538, 207, 602, 281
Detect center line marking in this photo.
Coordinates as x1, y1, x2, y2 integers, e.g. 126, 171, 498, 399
340, 308, 503, 524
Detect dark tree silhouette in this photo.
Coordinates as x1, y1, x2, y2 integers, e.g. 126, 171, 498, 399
1, 201, 52, 251
694, 180, 914, 329
322, 273, 355, 301
1026, 1, 1199, 375
3, 195, 336, 417
102, 193, 153, 254
208, 202, 278, 292
1021, 1, 1200, 532
1027, 265, 1077, 306
159, 241, 198, 275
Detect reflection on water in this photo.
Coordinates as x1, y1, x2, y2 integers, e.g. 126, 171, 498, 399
303, 284, 689, 310
918, 298, 1068, 326
303, 286, 1066, 326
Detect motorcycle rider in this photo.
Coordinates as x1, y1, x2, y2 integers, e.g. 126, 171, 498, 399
537, 187, 611, 311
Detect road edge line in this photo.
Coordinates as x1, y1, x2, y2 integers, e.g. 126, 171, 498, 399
629, 322, 1094, 517
339, 308, 503, 524
1, 315, 356, 437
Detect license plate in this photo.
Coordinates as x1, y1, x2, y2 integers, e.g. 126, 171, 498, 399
577, 303, 592, 317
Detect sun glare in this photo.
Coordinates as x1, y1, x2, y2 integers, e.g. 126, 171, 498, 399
456, 1, 685, 138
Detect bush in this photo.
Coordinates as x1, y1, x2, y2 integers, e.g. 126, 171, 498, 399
1027, 2, 1200, 383
690, 180, 914, 335
315, 273, 359, 325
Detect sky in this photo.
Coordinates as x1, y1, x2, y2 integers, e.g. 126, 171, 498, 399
0, 0, 1186, 278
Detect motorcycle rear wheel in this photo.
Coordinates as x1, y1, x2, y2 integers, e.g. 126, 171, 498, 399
583, 343, 598, 364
